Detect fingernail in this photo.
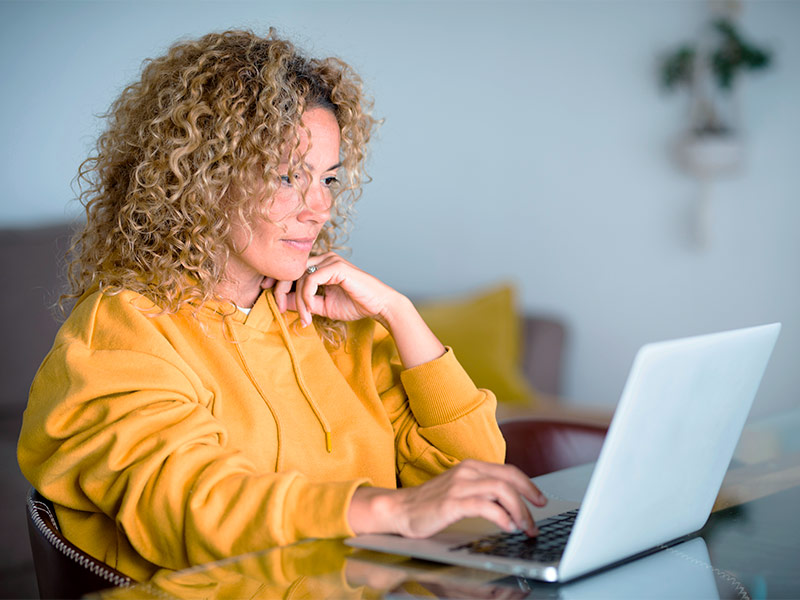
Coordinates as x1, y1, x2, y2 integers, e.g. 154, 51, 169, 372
523, 519, 538, 536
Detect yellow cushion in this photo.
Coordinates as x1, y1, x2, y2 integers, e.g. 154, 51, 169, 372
417, 284, 538, 406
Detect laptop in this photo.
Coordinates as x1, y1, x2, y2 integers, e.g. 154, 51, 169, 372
347, 323, 781, 583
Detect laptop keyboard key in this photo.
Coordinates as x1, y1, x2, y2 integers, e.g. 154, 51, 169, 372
451, 509, 579, 563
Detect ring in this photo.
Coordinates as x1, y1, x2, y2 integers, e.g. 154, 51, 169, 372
306, 265, 318, 274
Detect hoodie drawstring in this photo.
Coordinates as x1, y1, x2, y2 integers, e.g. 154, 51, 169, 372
226, 292, 333, 454
225, 318, 284, 468
264, 293, 333, 453
227, 297, 333, 455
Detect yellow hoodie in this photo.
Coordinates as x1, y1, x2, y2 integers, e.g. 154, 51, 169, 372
18, 288, 504, 581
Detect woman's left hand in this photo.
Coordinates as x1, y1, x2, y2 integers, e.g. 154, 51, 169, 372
267, 252, 398, 327
263, 253, 445, 369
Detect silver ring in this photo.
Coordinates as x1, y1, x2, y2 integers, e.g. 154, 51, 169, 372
306, 265, 318, 274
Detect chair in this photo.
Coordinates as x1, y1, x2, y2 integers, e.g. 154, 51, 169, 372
499, 418, 608, 478
520, 316, 565, 397
26, 488, 134, 599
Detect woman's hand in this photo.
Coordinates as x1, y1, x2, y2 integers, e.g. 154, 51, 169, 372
347, 460, 547, 539
268, 252, 398, 327
265, 253, 446, 368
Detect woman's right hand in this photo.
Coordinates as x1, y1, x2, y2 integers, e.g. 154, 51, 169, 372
347, 459, 546, 539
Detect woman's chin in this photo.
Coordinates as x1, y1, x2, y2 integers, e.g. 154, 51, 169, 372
267, 267, 308, 284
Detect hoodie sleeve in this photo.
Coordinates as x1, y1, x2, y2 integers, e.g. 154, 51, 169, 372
370, 326, 506, 487
18, 313, 365, 573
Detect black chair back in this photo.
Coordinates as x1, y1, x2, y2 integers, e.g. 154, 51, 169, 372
26, 488, 134, 599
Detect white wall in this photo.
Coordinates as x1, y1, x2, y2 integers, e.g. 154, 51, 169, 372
2, 0, 798, 416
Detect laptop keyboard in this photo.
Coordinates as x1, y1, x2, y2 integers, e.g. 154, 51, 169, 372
451, 509, 579, 564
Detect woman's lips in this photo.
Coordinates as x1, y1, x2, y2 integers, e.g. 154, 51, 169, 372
281, 238, 316, 252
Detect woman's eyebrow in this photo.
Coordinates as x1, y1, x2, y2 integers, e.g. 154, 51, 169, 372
283, 160, 342, 174
284, 160, 341, 169
318, 161, 342, 172
305, 160, 342, 172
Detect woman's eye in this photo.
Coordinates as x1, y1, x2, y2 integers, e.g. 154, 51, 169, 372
323, 176, 339, 187
280, 173, 302, 186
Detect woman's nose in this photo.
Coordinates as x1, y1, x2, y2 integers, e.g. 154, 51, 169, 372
299, 184, 332, 222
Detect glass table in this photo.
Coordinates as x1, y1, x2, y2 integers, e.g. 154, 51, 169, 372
91, 410, 800, 599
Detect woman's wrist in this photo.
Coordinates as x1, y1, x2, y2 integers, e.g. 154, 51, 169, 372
377, 294, 445, 369
374, 291, 413, 332
348, 486, 400, 535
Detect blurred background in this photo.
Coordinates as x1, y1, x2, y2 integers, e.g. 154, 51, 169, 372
1, 0, 798, 596
3, 0, 796, 415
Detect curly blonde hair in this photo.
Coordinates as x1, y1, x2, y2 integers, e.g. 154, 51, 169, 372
67, 28, 377, 341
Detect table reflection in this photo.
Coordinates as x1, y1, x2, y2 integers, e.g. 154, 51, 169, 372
91, 411, 800, 599
91, 534, 737, 599
92, 487, 800, 600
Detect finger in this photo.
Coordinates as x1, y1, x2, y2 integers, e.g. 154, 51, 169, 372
286, 292, 310, 312
260, 277, 276, 290
454, 478, 539, 536
458, 460, 547, 507
450, 461, 545, 535
305, 252, 341, 273
400, 495, 516, 539
283, 291, 325, 315
489, 482, 539, 536
272, 279, 294, 312
449, 496, 520, 535
296, 256, 343, 326
294, 267, 323, 327
296, 276, 318, 327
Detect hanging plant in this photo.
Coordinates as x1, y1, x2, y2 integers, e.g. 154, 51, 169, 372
660, 17, 772, 135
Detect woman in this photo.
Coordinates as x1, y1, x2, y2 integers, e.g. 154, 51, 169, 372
18, 29, 544, 581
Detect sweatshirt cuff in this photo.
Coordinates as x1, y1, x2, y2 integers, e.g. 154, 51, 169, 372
286, 477, 370, 541
400, 347, 486, 428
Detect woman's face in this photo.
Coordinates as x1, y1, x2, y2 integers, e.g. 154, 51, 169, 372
224, 107, 341, 304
